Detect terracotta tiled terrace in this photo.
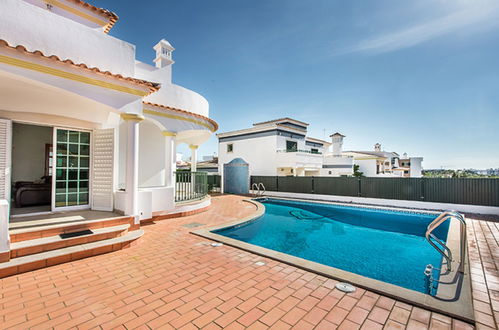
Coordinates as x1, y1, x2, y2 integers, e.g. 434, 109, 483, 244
0, 195, 498, 329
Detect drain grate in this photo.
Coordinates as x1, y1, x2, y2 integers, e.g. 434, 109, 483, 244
60, 229, 93, 239
182, 222, 204, 228
335, 282, 356, 293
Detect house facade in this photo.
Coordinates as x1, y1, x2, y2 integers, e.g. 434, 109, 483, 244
217, 118, 353, 177
344, 144, 423, 178
0, 0, 216, 265
218, 119, 423, 178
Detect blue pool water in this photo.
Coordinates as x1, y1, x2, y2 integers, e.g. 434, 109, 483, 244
214, 199, 448, 293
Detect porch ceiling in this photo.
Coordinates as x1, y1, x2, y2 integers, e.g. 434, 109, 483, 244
0, 70, 118, 127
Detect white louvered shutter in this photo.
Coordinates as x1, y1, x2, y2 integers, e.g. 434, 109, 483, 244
91, 128, 115, 211
0, 119, 12, 201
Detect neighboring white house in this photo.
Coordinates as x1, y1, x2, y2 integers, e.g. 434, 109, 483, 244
218, 118, 423, 178
0, 0, 217, 263
344, 144, 423, 178
218, 118, 353, 177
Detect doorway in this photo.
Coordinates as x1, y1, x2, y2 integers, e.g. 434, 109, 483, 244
10, 123, 53, 215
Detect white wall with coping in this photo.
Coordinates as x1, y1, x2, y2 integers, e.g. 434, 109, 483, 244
169, 196, 211, 215
0, 0, 135, 75
265, 191, 499, 215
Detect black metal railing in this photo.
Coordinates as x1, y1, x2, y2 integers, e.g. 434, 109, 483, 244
175, 171, 208, 202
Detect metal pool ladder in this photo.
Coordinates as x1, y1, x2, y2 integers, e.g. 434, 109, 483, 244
425, 210, 467, 273
251, 182, 266, 197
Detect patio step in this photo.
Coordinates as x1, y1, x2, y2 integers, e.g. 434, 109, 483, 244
10, 216, 135, 243
10, 224, 130, 258
0, 229, 144, 278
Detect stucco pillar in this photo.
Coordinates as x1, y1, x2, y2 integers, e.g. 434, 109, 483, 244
189, 144, 198, 172
121, 113, 144, 222
162, 131, 176, 187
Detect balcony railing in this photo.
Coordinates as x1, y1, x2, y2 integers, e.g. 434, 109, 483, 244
276, 149, 323, 155
175, 171, 208, 202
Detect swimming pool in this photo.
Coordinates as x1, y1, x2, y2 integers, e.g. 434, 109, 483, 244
213, 198, 448, 294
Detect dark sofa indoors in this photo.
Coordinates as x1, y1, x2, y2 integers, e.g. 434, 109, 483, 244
14, 176, 51, 208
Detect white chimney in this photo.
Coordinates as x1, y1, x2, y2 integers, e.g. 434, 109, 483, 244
330, 133, 345, 156
374, 143, 381, 152
153, 39, 175, 68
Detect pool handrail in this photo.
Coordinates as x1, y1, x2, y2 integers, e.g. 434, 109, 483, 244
425, 210, 466, 274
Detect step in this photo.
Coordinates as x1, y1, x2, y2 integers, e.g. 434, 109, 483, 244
10, 216, 134, 243
0, 229, 144, 278
10, 224, 130, 258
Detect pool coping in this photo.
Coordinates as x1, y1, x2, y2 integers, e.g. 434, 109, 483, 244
191, 198, 474, 324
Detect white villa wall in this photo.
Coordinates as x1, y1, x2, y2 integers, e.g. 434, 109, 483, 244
135, 61, 209, 117
138, 120, 166, 187
118, 120, 166, 188
410, 157, 423, 178
354, 159, 378, 177
218, 135, 278, 176
22, 0, 107, 31
0, 0, 135, 75
11, 123, 52, 182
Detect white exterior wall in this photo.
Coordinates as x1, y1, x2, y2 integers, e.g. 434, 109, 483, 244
22, 0, 108, 31
410, 157, 423, 178
135, 61, 209, 117
0, 0, 135, 76
138, 121, 166, 187
354, 159, 378, 177
218, 135, 278, 176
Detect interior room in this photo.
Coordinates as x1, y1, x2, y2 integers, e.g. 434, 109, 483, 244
10, 122, 53, 216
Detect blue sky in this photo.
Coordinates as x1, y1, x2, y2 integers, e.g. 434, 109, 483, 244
99, 0, 499, 169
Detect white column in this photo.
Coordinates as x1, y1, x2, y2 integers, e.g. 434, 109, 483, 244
121, 113, 144, 221
163, 131, 176, 187
189, 144, 198, 172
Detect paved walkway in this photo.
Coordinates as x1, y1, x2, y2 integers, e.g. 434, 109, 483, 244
0, 195, 497, 329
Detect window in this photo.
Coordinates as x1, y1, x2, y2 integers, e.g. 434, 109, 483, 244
286, 140, 297, 152
328, 171, 332, 175
227, 144, 233, 153
311, 148, 319, 154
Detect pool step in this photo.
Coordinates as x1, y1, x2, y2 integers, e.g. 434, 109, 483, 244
0, 229, 143, 278
10, 224, 130, 258
9, 216, 135, 243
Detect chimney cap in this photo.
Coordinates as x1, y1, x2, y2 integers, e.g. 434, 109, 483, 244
330, 132, 345, 137
154, 39, 175, 51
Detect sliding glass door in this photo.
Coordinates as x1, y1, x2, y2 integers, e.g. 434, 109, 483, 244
52, 128, 90, 210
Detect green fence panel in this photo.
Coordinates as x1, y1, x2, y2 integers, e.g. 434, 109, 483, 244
360, 178, 423, 201
277, 176, 313, 193
424, 178, 499, 206
313, 177, 359, 196
249, 176, 499, 206
251, 176, 278, 191
207, 175, 221, 191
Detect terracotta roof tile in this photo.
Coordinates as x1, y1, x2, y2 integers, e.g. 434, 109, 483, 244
65, 0, 119, 33
0, 39, 160, 93
143, 101, 218, 132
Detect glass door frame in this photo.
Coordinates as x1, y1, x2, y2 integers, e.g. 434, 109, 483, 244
51, 127, 92, 212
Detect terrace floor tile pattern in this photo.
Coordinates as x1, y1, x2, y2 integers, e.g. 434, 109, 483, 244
0, 194, 497, 329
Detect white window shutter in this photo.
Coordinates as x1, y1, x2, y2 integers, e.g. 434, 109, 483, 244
0, 119, 12, 201
91, 128, 115, 211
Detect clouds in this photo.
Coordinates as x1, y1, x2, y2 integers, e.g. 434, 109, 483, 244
340, 1, 499, 55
